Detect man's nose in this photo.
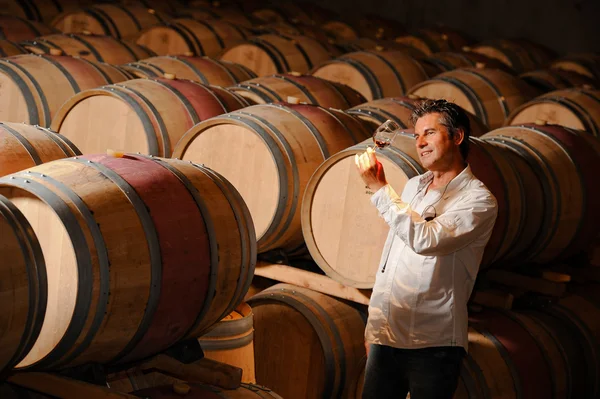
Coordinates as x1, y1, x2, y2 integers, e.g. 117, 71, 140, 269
416, 135, 427, 148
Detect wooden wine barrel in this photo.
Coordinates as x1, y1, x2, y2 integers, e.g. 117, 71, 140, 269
198, 302, 255, 384
355, 14, 405, 41
0, 53, 130, 126
1, 154, 255, 369
467, 39, 552, 74
346, 96, 490, 136
395, 28, 471, 56
247, 284, 366, 399
469, 309, 554, 399
132, 383, 283, 398
482, 124, 600, 262
348, 356, 366, 398
176, 6, 257, 29
220, 34, 332, 77
312, 51, 429, 100
407, 67, 538, 129
120, 0, 179, 13
0, 39, 27, 57
518, 308, 592, 399
22, 33, 156, 64
506, 88, 600, 137
90, 60, 135, 81
542, 290, 600, 398
0, 195, 46, 378
0, 0, 83, 22
331, 38, 425, 58
461, 325, 520, 399
321, 20, 359, 42
301, 133, 521, 287
0, 122, 80, 177
550, 53, 600, 82
136, 19, 249, 58
422, 51, 515, 75
52, 4, 168, 41
121, 55, 256, 85
173, 103, 371, 254
51, 76, 248, 157
0, 15, 56, 42
229, 73, 366, 109
520, 69, 596, 93
251, 3, 318, 26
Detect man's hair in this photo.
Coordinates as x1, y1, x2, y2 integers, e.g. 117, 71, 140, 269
409, 99, 471, 160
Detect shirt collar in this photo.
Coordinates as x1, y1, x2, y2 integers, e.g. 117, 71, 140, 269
417, 164, 473, 194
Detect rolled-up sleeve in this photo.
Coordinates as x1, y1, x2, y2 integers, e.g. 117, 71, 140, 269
371, 184, 498, 256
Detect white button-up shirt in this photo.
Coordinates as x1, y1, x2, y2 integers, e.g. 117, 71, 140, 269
365, 165, 497, 351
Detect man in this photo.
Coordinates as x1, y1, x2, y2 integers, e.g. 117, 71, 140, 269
355, 99, 498, 399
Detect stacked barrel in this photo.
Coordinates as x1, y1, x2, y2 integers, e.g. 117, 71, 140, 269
2, 0, 600, 398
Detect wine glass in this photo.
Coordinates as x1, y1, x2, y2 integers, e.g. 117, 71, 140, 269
372, 119, 401, 150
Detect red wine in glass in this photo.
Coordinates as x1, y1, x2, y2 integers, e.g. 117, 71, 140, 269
372, 119, 401, 150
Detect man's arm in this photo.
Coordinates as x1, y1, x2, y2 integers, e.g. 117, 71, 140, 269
371, 185, 498, 256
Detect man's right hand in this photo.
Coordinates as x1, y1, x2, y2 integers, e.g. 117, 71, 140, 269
365, 341, 370, 357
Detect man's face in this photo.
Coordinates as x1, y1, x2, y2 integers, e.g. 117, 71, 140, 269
414, 112, 460, 171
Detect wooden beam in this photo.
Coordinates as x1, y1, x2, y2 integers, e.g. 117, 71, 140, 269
8, 372, 137, 399
484, 270, 566, 297
254, 262, 371, 305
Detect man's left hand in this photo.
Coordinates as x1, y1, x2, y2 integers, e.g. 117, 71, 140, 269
355, 147, 387, 192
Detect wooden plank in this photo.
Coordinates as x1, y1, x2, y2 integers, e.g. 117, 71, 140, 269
484, 270, 566, 297
8, 372, 137, 399
254, 262, 371, 305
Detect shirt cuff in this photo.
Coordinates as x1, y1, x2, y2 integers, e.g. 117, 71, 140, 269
370, 184, 398, 214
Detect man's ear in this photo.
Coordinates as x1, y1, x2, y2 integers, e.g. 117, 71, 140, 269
454, 128, 465, 146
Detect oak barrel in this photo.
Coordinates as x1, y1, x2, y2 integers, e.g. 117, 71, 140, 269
136, 19, 249, 58
395, 28, 472, 56
198, 302, 256, 384
51, 76, 248, 157
122, 55, 256, 85
1, 154, 255, 369
550, 53, 600, 82
467, 39, 553, 73
173, 103, 371, 254
0, 122, 80, 177
312, 51, 429, 100
0, 15, 55, 42
0, 40, 27, 57
176, 6, 256, 29
220, 34, 333, 77
520, 69, 596, 93
506, 88, 600, 137
229, 73, 366, 109
52, 4, 168, 40
0, 53, 130, 126
422, 51, 515, 75
22, 33, 156, 64
247, 284, 366, 399
0, 195, 46, 377
482, 124, 600, 262
407, 67, 538, 129
0, 0, 82, 22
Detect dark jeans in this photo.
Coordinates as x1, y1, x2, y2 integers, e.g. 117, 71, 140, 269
362, 344, 465, 399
